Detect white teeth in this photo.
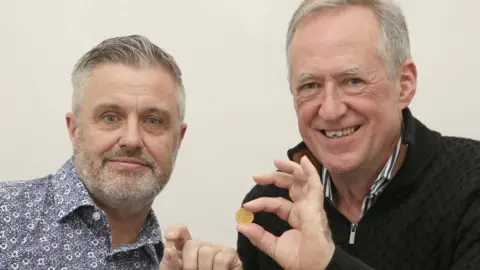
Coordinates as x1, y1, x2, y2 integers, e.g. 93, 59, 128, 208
325, 127, 356, 138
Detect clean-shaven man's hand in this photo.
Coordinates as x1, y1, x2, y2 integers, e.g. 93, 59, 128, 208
237, 156, 335, 270
159, 224, 243, 270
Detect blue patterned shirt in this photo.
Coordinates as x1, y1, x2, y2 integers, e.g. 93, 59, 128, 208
0, 157, 164, 269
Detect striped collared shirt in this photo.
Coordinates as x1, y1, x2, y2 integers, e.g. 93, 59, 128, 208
321, 136, 406, 216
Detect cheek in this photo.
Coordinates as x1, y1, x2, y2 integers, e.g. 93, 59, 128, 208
82, 130, 119, 157
347, 85, 394, 114
345, 91, 400, 130
295, 99, 319, 129
143, 135, 177, 160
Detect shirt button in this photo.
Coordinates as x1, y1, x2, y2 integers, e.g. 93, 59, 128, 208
92, 212, 101, 221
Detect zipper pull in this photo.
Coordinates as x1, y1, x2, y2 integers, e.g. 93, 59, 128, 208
349, 223, 358, 244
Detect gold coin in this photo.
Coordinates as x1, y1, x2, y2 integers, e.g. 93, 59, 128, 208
235, 208, 254, 225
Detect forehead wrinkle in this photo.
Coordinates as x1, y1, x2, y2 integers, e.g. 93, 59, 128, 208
91, 93, 167, 112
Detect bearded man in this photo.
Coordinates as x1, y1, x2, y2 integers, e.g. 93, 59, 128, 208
0, 35, 241, 270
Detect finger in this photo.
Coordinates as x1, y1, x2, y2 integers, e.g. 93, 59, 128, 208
164, 224, 192, 250
274, 159, 308, 183
300, 156, 322, 191
163, 243, 183, 260
198, 244, 221, 269
213, 247, 243, 270
182, 240, 208, 269
289, 183, 304, 202
236, 223, 278, 262
159, 247, 182, 270
253, 171, 295, 189
243, 197, 293, 224
300, 156, 325, 209
164, 239, 176, 249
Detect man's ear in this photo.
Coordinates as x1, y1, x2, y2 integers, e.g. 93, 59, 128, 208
65, 112, 78, 148
178, 123, 187, 147
398, 59, 417, 110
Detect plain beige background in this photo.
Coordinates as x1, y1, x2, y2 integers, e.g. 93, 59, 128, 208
1, 0, 479, 247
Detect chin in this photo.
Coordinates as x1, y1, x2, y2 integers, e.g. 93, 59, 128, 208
323, 162, 358, 175
317, 151, 362, 175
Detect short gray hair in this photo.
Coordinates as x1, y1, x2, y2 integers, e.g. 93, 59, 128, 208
286, 0, 411, 80
71, 35, 185, 121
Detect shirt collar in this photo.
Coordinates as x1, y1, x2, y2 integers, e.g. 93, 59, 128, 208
50, 157, 96, 222
113, 210, 163, 254
50, 157, 164, 254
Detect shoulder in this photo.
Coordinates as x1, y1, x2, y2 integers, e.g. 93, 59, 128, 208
432, 136, 480, 201
441, 135, 480, 154
438, 136, 480, 178
0, 176, 57, 265
0, 176, 53, 223
0, 176, 53, 200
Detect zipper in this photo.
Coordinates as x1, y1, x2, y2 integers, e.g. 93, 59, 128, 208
349, 223, 358, 244
325, 199, 359, 246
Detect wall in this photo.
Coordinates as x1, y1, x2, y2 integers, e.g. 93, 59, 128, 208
0, 0, 479, 247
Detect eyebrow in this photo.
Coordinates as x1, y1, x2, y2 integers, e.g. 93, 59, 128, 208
297, 73, 313, 83
344, 67, 361, 76
142, 106, 171, 118
296, 67, 362, 83
92, 102, 123, 114
92, 102, 171, 117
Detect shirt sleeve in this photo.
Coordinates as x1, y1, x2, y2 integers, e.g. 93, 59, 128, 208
326, 247, 376, 270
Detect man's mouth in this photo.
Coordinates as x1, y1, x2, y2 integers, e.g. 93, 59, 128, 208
106, 157, 150, 169
320, 125, 361, 139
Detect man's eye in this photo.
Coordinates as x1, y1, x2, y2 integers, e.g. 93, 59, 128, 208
345, 78, 364, 85
145, 117, 162, 125
102, 114, 118, 122
300, 82, 320, 90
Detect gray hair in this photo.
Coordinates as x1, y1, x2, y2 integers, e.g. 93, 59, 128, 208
286, 0, 411, 80
71, 35, 185, 121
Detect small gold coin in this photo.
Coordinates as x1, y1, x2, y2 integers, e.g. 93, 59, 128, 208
235, 208, 254, 225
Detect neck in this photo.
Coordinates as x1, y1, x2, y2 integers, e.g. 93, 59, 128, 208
329, 133, 401, 216
97, 201, 152, 250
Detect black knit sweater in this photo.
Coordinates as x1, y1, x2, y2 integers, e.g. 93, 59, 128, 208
237, 108, 480, 270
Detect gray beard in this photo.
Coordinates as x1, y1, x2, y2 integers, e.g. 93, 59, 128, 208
72, 129, 172, 213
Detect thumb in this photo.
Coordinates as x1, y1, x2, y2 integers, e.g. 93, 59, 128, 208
237, 223, 278, 259
164, 224, 192, 250
159, 247, 181, 269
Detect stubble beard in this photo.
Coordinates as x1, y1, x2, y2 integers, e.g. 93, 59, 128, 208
73, 129, 173, 214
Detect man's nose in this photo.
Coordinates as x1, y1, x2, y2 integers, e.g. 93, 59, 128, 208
317, 83, 347, 122
119, 117, 144, 150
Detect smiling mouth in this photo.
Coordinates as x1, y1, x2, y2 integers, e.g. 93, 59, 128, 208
320, 125, 361, 139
